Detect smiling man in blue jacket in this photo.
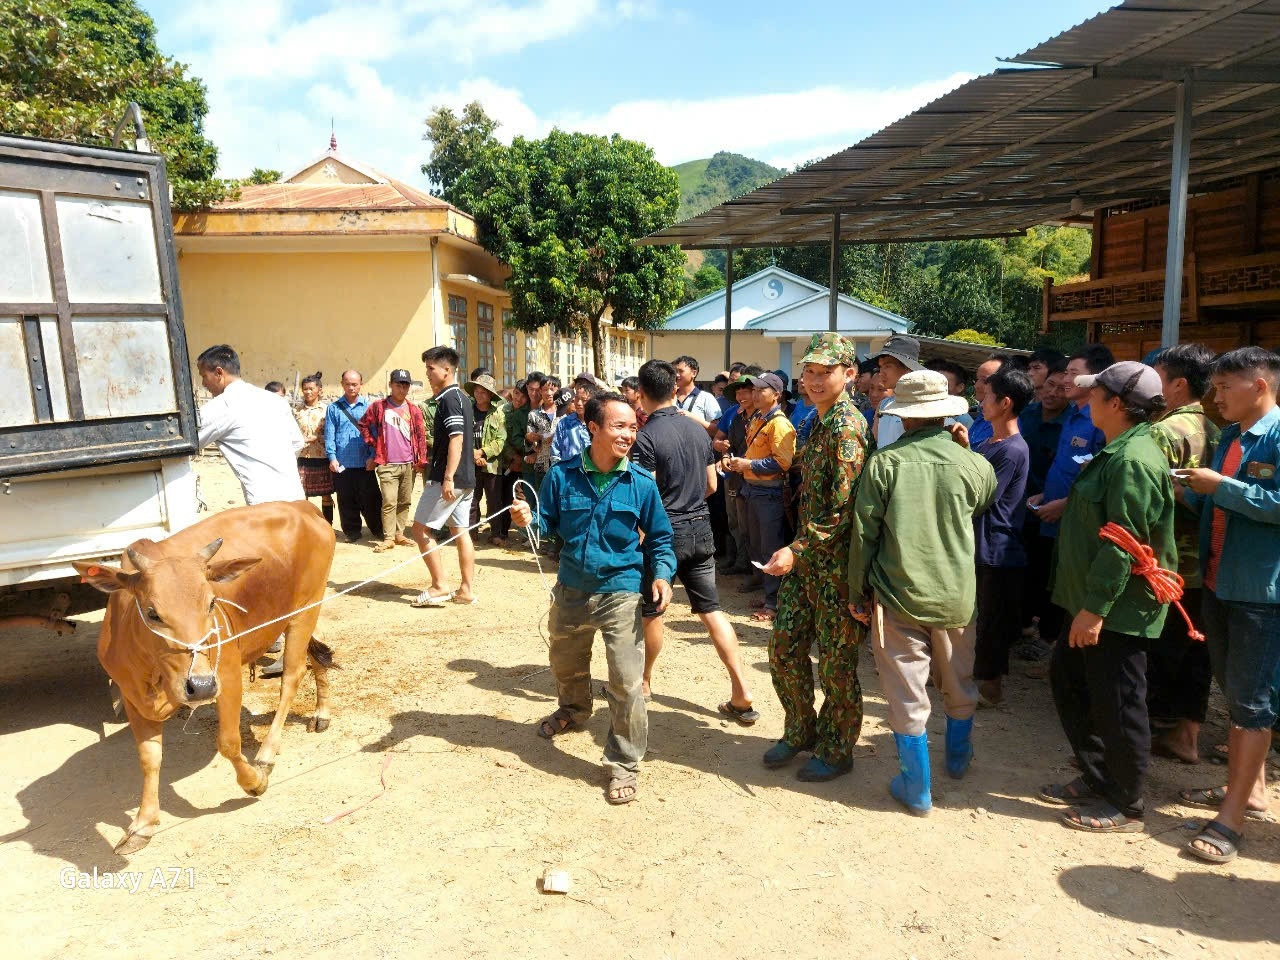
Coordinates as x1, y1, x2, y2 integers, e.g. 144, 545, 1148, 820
511, 391, 676, 805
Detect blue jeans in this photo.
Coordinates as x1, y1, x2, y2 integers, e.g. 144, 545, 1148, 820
1202, 590, 1280, 730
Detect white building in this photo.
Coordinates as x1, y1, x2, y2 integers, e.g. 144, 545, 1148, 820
648, 266, 911, 376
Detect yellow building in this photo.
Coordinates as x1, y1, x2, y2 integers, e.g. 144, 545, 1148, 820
173, 138, 648, 395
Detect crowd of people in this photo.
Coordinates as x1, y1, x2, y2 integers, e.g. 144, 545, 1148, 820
193, 334, 1279, 862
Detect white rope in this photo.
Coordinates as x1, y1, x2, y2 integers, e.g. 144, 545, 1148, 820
138, 480, 553, 655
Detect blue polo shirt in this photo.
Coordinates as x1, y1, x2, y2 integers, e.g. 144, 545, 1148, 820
1188, 405, 1280, 604
1039, 403, 1105, 538
324, 395, 373, 469
968, 411, 992, 447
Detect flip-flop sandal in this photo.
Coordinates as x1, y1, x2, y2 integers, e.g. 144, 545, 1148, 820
718, 701, 760, 726
536, 707, 579, 740
1178, 786, 1276, 821
751, 609, 776, 623
606, 773, 638, 805
410, 590, 454, 608
1038, 777, 1100, 806
1185, 820, 1241, 864
449, 594, 478, 605
1061, 802, 1144, 833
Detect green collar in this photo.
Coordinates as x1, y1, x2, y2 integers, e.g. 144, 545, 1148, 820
581, 449, 629, 490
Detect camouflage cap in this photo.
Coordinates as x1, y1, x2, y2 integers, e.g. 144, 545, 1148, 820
799, 332, 856, 367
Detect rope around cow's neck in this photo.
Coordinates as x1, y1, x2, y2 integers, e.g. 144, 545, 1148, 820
133, 479, 552, 656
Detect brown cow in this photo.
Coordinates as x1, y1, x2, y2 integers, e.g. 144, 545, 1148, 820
72, 500, 336, 855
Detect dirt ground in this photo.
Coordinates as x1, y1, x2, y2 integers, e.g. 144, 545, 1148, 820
2, 456, 1278, 959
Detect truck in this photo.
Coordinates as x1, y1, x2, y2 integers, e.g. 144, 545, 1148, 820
0, 122, 199, 632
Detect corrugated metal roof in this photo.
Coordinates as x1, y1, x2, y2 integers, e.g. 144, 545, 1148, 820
216, 180, 449, 211
641, 0, 1280, 249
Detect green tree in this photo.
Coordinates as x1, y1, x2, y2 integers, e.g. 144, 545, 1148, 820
0, 0, 230, 209
247, 167, 281, 184
468, 129, 686, 378
421, 101, 500, 208
945, 328, 1004, 347
682, 262, 726, 304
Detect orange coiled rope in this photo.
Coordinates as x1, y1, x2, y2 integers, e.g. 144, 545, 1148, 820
1098, 522, 1204, 641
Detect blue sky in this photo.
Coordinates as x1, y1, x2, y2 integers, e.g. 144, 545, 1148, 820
142, 0, 1117, 185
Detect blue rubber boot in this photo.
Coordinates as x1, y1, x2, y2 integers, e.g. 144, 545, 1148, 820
945, 716, 974, 780
890, 732, 932, 817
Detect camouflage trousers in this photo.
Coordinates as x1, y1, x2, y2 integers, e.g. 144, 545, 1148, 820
769, 569, 865, 766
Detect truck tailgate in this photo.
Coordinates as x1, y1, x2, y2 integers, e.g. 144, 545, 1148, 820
0, 457, 196, 588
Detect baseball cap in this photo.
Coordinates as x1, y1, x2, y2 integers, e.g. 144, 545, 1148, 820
746, 372, 785, 394
871, 335, 922, 372
389, 368, 412, 384
1073, 361, 1165, 410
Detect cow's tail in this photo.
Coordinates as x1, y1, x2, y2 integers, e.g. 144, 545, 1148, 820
307, 638, 338, 670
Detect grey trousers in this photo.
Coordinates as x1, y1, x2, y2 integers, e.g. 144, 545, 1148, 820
743, 483, 786, 609
548, 585, 647, 777
870, 599, 979, 737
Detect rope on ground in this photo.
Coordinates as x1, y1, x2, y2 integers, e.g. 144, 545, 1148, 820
1098, 522, 1204, 641
322, 751, 394, 824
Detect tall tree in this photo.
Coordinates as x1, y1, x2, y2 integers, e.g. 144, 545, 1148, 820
421, 101, 500, 209
0, 0, 230, 209
468, 130, 686, 378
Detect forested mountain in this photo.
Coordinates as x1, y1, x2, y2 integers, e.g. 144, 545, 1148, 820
672, 152, 784, 220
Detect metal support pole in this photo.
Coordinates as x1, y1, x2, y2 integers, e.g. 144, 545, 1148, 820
1161, 77, 1194, 349
828, 212, 841, 331
723, 246, 735, 371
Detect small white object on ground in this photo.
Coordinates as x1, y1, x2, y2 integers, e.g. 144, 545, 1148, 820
541, 869, 572, 894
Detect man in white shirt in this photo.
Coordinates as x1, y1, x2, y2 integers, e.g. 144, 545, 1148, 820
197, 344, 305, 505
672, 355, 724, 437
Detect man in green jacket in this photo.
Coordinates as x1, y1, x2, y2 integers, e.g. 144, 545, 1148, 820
848, 371, 997, 816
466, 373, 507, 539
493, 378, 533, 546
1040, 361, 1175, 835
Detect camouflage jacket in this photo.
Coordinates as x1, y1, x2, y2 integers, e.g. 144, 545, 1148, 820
1151, 402, 1221, 587
791, 395, 870, 591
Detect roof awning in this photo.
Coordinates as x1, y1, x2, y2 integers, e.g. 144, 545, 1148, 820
640, 1, 1280, 251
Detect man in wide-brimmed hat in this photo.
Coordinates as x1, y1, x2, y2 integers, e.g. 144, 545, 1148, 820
464, 372, 508, 543
848, 370, 997, 816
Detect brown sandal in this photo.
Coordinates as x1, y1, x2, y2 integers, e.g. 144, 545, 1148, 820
606, 772, 638, 805
537, 707, 579, 740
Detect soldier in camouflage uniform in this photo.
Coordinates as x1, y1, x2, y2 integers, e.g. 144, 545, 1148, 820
1148, 344, 1221, 763
758, 332, 870, 781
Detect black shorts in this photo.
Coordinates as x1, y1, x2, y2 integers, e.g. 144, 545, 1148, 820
642, 515, 720, 618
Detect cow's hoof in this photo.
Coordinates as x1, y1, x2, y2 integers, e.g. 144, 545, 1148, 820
115, 830, 152, 856
246, 762, 273, 797
308, 716, 330, 733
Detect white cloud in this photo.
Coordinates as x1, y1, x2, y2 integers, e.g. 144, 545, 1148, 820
560, 73, 975, 167
205, 66, 977, 194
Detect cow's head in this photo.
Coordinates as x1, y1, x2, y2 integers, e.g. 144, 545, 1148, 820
73, 540, 261, 707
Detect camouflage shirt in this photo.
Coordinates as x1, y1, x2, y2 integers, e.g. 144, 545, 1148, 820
791, 395, 870, 593
1151, 402, 1221, 587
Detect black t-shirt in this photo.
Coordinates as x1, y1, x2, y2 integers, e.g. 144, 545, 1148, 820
430, 384, 476, 488
630, 406, 714, 521
473, 405, 490, 450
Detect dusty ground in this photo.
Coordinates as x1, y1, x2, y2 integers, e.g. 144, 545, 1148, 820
1, 456, 1278, 959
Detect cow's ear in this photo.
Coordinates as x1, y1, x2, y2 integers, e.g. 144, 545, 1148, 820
206, 557, 262, 583
72, 561, 138, 594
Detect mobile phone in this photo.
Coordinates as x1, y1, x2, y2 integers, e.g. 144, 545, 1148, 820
751, 560, 766, 569
1027, 501, 1042, 511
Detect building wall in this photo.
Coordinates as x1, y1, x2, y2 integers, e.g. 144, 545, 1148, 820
176, 241, 549, 396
